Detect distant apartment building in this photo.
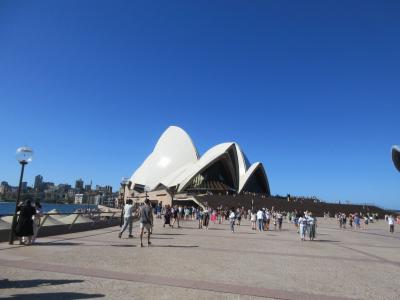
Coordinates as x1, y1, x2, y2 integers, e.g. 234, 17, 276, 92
67, 188, 75, 197
34, 175, 43, 191
95, 185, 112, 194
21, 182, 28, 192
0, 182, 9, 195
93, 194, 101, 205
75, 179, 84, 192
57, 184, 71, 193
75, 194, 84, 204
42, 182, 55, 190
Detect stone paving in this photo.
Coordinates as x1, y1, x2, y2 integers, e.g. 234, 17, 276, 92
0, 217, 399, 300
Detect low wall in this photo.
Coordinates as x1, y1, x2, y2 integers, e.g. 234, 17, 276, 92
0, 218, 120, 243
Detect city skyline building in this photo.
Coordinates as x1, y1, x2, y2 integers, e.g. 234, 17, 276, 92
75, 179, 84, 192
34, 175, 43, 191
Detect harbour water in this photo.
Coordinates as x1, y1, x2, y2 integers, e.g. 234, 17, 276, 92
0, 202, 98, 215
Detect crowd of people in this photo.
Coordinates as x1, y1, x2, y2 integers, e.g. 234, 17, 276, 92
120, 201, 399, 244
333, 212, 398, 233
119, 202, 326, 241
11, 198, 397, 247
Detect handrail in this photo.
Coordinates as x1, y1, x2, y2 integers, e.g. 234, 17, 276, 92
0, 211, 123, 242
0, 211, 121, 233
0, 211, 120, 217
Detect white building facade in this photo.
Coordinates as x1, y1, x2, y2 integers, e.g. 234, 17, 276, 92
129, 126, 270, 198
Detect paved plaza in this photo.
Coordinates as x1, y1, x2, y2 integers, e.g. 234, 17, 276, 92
0, 217, 399, 300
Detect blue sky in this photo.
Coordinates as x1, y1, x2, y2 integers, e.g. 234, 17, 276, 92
0, 1, 399, 208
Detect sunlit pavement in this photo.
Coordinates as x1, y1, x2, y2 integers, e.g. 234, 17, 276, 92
0, 217, 399, 300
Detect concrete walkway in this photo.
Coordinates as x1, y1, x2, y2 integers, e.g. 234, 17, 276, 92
0, 218, 399, 299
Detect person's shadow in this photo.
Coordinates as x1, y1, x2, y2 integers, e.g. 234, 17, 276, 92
0, 279, 84, 289
4, 292, 104, 299
1, 279, 105, 299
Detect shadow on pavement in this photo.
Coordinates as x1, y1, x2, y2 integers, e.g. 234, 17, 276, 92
153, 233, 187, 236
151, 245, 199, 248
4, 292, 104, 299
110, 244, 136, 247
313, 240, 341, 243
35, 242, 83, 246
0, 279, 84, 289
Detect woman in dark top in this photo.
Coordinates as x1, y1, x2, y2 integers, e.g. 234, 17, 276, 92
203, 209, 210, 229
163, 205, 171, 227
15, 200, 36, 245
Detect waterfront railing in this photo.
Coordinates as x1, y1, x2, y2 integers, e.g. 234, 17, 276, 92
0, 211, 123, 243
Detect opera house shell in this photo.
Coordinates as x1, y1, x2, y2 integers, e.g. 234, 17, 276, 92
130, 126, 270, 195
393, 145, 400, 172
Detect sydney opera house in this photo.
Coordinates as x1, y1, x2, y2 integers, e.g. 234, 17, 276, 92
126, 126, 270, 206
124, 126, 389, 216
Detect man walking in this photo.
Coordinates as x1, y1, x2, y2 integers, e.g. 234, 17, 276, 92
139, 199, 153, 247
256, 209, 264, 231
388, 215, 395, 233
119, 199, 134, 238
229, 208, 236, 233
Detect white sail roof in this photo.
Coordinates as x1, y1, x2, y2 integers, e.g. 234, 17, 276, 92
176, 143, 236, 192
238, 162, 269, 194
130, 126, 199, 190
129, 126, 270, 195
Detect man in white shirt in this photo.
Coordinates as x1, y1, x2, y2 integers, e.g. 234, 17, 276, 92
388, 215, 395, 233
119, 199, 134, 238
307, 212, 316, 240
256, 209, 264, 231
298, 214, 308, 241
229, 208, 236, 233
276, 212, 283, 230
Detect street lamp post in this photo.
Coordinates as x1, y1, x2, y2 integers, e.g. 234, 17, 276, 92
144, 185, 150, 201
9, 146, 34, 245
119, 177, 129, 227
